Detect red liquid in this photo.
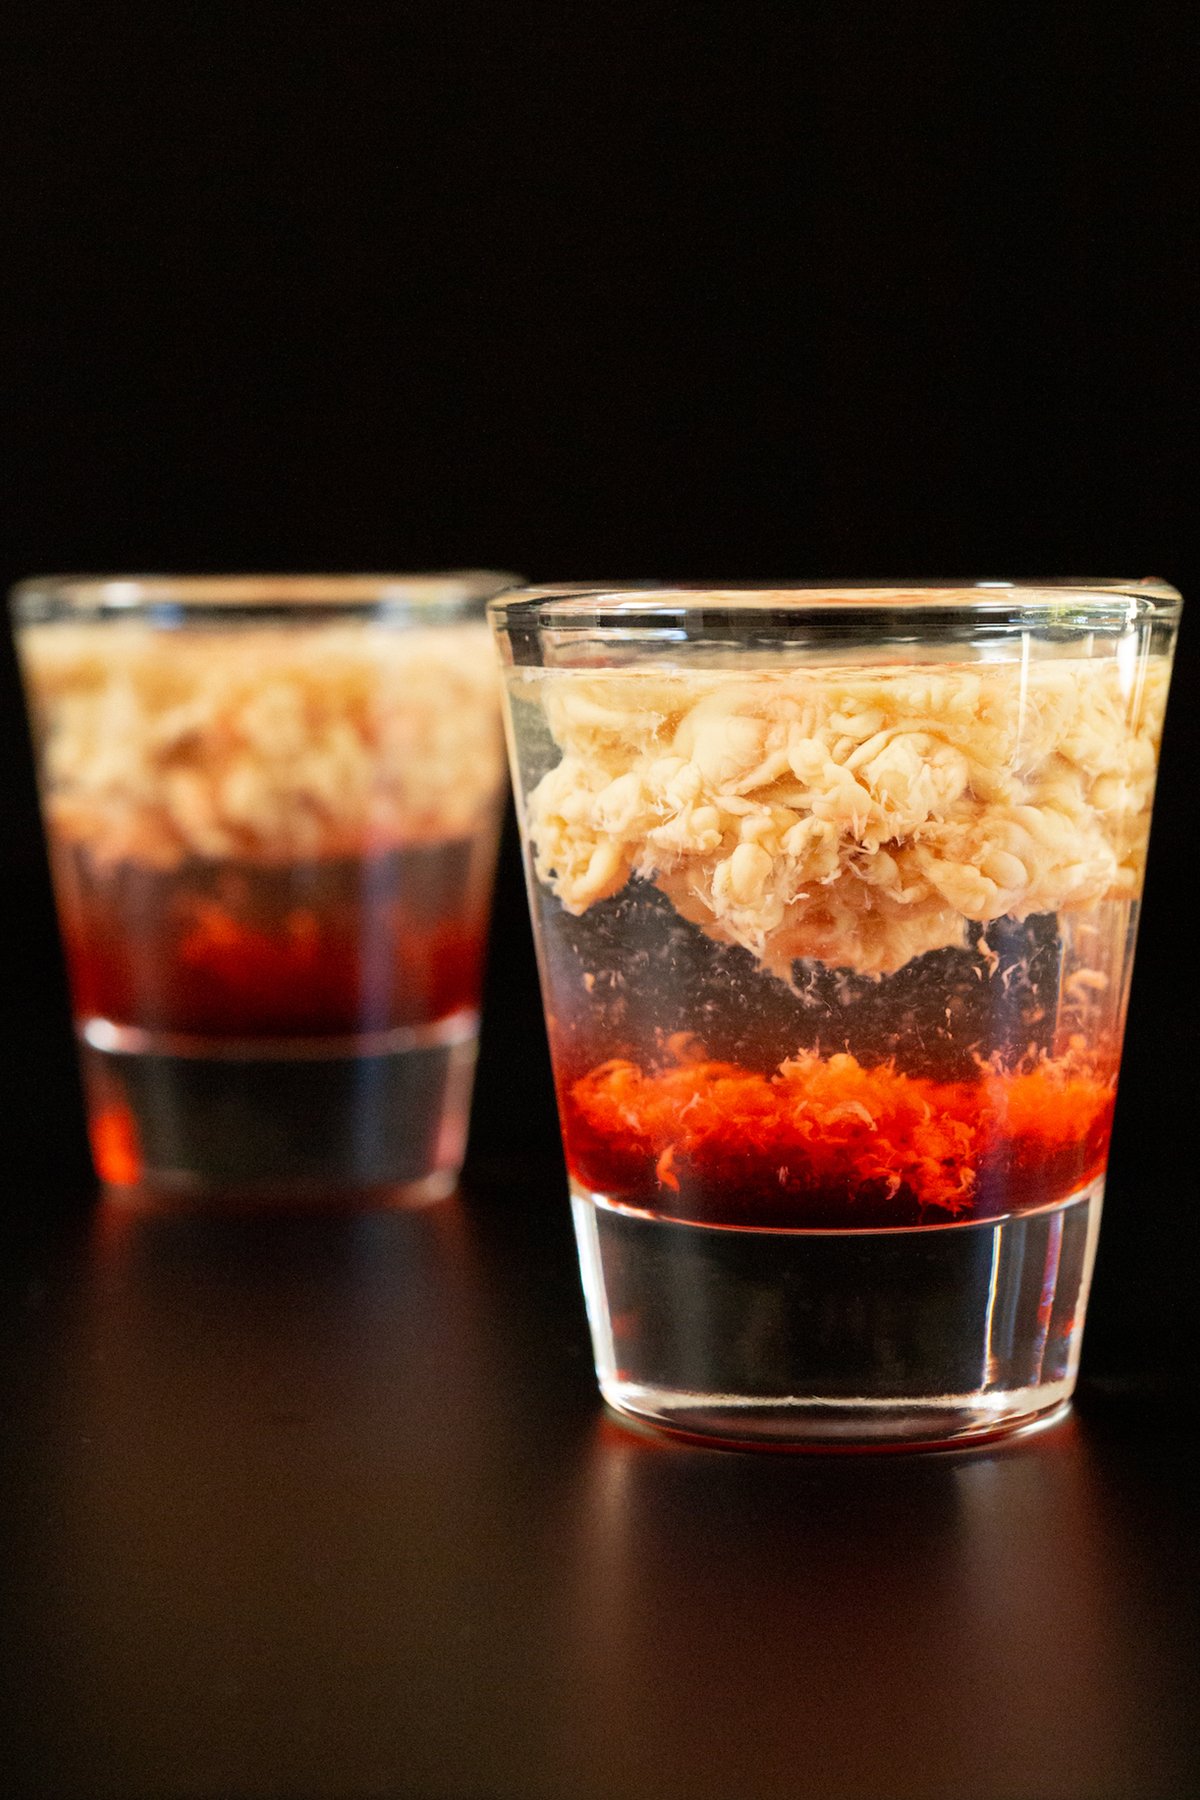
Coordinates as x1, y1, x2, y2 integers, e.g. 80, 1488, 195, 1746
561, 1042, 1116, 1230
91, 1101, 143, 1185
55, 839, 492, 1038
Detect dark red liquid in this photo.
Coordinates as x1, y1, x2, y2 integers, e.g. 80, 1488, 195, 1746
560, 1044, 1116, 1231
56, 838, 492, 1038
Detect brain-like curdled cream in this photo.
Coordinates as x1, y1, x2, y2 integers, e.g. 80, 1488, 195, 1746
20, 621, 504, 870
521, 656, 1170, 977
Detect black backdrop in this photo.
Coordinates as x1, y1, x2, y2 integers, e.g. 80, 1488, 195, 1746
2, 4, 1196, 1380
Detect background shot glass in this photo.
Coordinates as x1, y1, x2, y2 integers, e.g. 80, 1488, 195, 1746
14, 573, 515, 1204
492, 582, 1181, 1448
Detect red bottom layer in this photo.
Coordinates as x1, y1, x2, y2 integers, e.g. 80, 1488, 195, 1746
562, 1042, 1115, 1230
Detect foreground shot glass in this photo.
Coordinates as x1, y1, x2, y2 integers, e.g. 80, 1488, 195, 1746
492, 582, 1180, 1448
13, 573, 515, 1204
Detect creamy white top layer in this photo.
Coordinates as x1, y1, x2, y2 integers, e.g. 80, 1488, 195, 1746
519, 656, 1170, 977
21, 621, 504, 869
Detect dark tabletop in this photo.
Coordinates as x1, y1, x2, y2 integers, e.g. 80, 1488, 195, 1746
2, 1157, 1198, 1800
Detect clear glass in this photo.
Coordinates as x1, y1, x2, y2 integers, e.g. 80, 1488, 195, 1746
492, 581, 1181, 1448
13, 572, 517, 1206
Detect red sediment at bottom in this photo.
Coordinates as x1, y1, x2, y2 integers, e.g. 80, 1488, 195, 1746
66, 905, 487, 1038
562, 1045, 1116, 1230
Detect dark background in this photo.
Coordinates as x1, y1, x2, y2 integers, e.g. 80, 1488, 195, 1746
2, 4, 1196, 1381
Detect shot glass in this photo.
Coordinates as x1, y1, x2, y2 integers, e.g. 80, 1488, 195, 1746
492, 582, 1181, 1448
14, 572, 516, 1204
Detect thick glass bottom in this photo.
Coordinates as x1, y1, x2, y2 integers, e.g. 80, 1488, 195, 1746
79, 1013, 478, 1204
571, 1179, 1103, 1450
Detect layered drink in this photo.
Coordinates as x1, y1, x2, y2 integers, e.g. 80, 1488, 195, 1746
16, 575, 511, 1200
494, 583, 1179, 1446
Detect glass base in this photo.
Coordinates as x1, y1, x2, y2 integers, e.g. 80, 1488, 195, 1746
80, 1014, 478, 1203
571, 1179, 1103, 1451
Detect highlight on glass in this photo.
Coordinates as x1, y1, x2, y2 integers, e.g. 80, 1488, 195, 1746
492, 581, 1180, 1448
13, 572, 516, 1204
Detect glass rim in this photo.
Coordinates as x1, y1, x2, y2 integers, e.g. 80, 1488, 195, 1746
11, 570, 520, 623
489, 578, 1182, 634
